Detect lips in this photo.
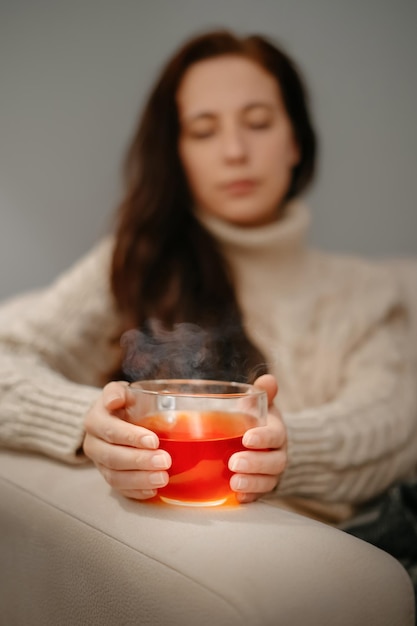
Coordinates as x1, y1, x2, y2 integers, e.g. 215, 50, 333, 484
221, 179, 259, 196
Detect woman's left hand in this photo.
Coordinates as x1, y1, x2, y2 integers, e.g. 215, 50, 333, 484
228, 374, 287, 503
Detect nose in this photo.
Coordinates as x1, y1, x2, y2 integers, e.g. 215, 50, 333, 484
220, 123, 248, 163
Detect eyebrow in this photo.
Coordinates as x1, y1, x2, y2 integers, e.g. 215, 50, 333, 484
181, 101, 276, 123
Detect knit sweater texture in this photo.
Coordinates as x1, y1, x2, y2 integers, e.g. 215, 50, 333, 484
1, 201, 416, 523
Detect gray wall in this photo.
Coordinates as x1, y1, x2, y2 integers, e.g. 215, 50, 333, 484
1, 0, 416, 299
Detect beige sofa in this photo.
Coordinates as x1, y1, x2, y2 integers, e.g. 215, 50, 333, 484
0, 448, 414, 626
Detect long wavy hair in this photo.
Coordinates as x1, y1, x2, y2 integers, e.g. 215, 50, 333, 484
110, 29, 317, 383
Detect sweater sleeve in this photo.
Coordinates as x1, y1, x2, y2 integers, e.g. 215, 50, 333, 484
278, 276, 417, 504
0, 239, 121, 463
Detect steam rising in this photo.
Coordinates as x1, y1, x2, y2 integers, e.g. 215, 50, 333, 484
120, 318, 263, 382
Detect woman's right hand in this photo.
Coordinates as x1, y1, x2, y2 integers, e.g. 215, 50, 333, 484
83, 381, 172, 500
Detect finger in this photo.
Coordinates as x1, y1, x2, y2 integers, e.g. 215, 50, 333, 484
229, 472, 279, 495
253, 374, 278, 405
235, 492, 260, 504
102, 381, 129, 411
96, 464, 169, 491
229, 449, 287, 477
85, 410, 159, 449
84, 436, 171, 471
242, 419, 286, 450
119, 488, 158, 501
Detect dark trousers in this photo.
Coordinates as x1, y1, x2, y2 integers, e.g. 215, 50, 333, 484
343, 479, 417, 625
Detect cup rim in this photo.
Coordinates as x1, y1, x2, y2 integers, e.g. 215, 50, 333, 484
128, 378, 265, 399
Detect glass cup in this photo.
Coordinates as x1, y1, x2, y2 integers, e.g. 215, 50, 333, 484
126, 379, 267, 507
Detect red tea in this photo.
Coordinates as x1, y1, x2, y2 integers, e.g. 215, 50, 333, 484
140, 410, 257, 506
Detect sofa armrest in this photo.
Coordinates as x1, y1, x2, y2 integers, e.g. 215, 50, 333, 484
0, 449, 414, 626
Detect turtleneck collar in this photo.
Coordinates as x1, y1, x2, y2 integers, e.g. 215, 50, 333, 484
195, 199, 310, 261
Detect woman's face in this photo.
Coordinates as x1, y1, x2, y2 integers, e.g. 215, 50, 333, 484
177, 55, 300, 227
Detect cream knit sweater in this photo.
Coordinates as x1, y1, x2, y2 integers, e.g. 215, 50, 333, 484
1, 201, 416, 523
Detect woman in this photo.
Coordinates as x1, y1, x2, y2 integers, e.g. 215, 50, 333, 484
0, 30, 416, 523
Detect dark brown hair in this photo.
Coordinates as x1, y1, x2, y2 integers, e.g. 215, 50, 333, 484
110, 29, 317, 383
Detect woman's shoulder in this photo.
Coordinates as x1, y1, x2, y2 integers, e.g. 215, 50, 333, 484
38, 235, 115, 295
308, 248, 402, 295
53, 235, 115, 283
0, 236, 117, 322
303, 248, 407, 329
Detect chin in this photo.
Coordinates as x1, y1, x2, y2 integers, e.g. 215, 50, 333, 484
226, 213, 276, 227
225, 204, 279, 227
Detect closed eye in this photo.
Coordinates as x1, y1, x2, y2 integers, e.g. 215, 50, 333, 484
247, 120, 272, 130
243, 103, 275, 131
188, 129, 216, 139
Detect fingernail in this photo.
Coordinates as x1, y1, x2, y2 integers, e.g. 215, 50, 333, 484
151, 453, 170, 469
243, 434, 259, 448
140, 434, 158, 449
106, 395, 122, 409
229, 457, 249, 472
149, 472, 168, 486
141, 489, 157, 498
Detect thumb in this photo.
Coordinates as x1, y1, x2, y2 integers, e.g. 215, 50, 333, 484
103, 381, 129, 411
253, 374, 278, 406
